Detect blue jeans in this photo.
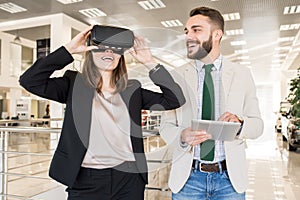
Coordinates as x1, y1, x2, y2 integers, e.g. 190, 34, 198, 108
172, 170, 245, 200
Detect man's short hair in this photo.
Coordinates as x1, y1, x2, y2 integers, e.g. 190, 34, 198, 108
190, 6, 224, 32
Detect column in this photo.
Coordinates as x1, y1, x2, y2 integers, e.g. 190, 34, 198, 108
8, 88, 22, 118
49, 14, 73, 128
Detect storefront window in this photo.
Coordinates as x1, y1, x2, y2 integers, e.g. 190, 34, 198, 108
9, 43, 33, 77
21, 46, 33, 74
10, 42, 22, 77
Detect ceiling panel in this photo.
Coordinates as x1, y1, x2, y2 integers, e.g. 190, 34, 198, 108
0, 0, 298, 81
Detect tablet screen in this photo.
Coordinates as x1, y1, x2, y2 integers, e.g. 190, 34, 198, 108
191, 119, 241, 141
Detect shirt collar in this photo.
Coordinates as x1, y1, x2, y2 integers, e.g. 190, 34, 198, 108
195, 54, 223, 72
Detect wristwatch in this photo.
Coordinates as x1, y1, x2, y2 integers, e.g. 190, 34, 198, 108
149, 64, 161, 73
236, 115, 244, 124
236, 115, 244, 136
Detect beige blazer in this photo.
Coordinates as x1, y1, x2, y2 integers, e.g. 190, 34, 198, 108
159, 58, 264, 194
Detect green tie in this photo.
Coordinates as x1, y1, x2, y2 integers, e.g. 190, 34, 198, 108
200, 64, 215, 161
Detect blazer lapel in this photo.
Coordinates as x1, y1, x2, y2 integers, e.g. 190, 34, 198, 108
72, 74, 94, 148
221, 58, 234, 112
184, 64, 198, 119
120, 80, 141, 139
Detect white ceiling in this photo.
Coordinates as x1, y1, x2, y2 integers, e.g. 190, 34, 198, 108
0, 0, 299, 86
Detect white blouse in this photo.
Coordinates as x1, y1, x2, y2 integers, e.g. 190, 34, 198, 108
81, 91, 135, 169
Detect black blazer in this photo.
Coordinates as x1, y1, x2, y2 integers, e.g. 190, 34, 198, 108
19, 47, 185, 187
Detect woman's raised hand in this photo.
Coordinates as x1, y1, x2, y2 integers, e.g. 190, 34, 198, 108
129, 35, 157, 70
64, 25, 98, 54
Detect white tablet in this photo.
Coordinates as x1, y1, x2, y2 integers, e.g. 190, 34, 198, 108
191, 119, 241, 141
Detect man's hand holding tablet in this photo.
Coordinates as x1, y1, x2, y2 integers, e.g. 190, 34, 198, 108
191, 119, 241, 141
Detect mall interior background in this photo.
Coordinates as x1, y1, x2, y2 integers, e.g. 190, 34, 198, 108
0, 0, 300, 199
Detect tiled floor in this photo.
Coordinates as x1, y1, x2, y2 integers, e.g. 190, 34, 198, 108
2, 129, 300, 200
245, 131, 300, 200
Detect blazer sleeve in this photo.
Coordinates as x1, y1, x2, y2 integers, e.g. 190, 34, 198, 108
141, 64, 186, 110
19, 46, 75, 103
237, 68, 264, 139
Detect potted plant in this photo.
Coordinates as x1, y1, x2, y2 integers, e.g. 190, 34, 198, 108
286, 67, 300, 151
288, 67, 300, 118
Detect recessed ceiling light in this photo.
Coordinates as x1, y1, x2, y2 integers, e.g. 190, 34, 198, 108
0, 2, 27, 13
283, 5, 300, 14
231, 40, 247, 46
240, 61, 251, 65
235, 49, 249, 54
56, 0, 83, 4
277, 37, 295, 42
222, 12, 240, 21
273, 54, 287, 58
280, 23, 300, 31
271, 64, 281, 68
275, 46, 291, 51
161, 19, 183, 27
225, 29, 244, 36
293, 47, 300, 52
272, 59, 283, 63
237, 56, 249, 60
79, 8, 107, 18
138, 0, 166, 10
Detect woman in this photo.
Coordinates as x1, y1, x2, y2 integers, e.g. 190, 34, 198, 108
19, 25, 185, 200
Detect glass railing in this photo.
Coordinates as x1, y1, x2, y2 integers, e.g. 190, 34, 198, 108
0, 119, 171, 200
0, 125, 61, 200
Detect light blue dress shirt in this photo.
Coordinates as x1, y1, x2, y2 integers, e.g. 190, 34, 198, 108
194, 55, 226, 163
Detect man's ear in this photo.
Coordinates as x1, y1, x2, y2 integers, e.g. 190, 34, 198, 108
213, 29, 223, 41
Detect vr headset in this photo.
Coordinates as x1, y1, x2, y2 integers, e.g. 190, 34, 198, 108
88, 25, 134, 55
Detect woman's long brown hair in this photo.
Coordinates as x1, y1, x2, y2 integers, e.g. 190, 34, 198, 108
82, 51, 128, 95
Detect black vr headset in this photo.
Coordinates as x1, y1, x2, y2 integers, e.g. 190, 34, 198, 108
88, 25, 134, 55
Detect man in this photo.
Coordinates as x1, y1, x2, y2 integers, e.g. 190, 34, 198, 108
159, 6, 264, 200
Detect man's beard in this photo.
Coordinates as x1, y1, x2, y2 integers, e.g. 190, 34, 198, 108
187, 35, 213, 60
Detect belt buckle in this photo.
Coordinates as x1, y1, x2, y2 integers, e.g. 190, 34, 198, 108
199, 162, 209, 173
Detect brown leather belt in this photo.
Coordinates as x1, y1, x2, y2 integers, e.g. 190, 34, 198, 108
192, 160, 227, 172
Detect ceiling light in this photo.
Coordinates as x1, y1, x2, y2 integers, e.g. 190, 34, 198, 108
272, 59, 283, 63
230, 40, 247, 46
235, 49, 249, 54
56, 0, 83, 4
13, 35, 21, 43
225, 29, 244, 36
280, 23, 300, 31
138, 0, 166, 10
170, 59, 189, 67
79, 8, 107, 18
273, 54, 287, 58
161, 19, 183, 27
240, 61, 251, 65
275, 47, 291, 51
0, 2, 27, 13
222, 12, 240, 21
237, 56, 249, 60
277, 37, 295, 42
271, 64, 281, 68
293, 47, 300, 52
283, 5, 300, 14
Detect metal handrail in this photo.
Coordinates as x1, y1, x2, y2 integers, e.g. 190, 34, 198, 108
0, 127, 60, 200
0, 118, 63, 123
0, 172, 51, 180
0, 194, 35, 200
0, 126, 61, 133
0, 151, 53, 156
0, 126, 171, 199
